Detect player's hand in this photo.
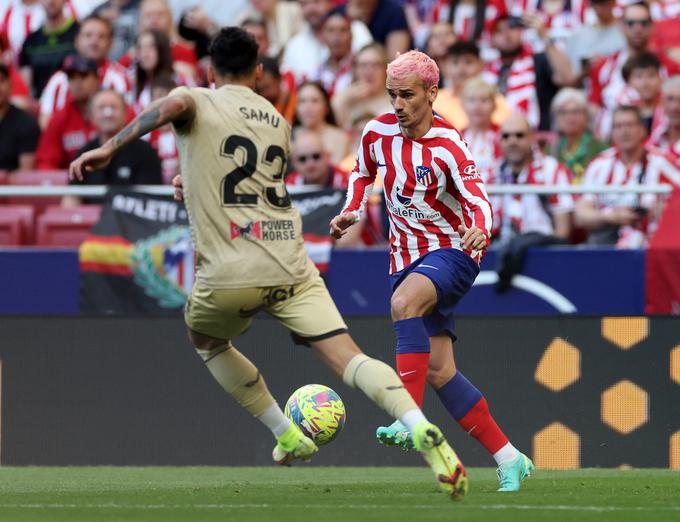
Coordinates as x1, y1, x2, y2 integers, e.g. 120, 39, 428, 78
69, 145, 114, 181
330, 212, 359, 239
458, 224, 488, 251
172, 174, 184, 202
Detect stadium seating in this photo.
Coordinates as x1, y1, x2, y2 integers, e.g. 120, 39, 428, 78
7, 170, 69, 216
35, 205, 102, 247
0, 205, 35, 246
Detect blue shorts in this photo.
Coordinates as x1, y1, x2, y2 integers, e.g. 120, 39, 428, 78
390, 248, 479, 341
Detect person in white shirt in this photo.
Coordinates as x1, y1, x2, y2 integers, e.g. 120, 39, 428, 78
281, 0, 372, 83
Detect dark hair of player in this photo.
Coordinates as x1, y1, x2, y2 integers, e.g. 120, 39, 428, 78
259, 55, 281, 79
209, 27, 259, 78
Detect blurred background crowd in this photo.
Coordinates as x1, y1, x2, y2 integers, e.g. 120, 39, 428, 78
1, 0, 679, 250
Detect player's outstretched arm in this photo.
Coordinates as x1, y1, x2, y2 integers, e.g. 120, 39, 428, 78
69, 93, 196, 181
329, 211, 360, 239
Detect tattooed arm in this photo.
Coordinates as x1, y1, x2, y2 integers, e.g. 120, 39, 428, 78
69, 93, 196, 181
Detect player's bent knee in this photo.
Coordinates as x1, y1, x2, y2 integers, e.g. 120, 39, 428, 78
391, 294, 421, 320
187, 328, 232, 362
427, 365, 456, 389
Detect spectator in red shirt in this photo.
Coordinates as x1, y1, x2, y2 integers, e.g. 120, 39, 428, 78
39, 15, 130, 127
576, 104, 680, 248
589, 2, 679, 135
286, 130, 349, 189
495, 112, 574, 242
36, 54, 98, 169
460, 77, 502, 185
650, 75, 680, 161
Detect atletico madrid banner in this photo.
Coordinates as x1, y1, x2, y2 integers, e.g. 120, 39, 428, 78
79, 188, 345, 315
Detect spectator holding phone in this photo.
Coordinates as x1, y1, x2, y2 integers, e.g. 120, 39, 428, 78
576, 105, 680, 248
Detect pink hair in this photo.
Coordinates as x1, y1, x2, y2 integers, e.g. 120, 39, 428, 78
386, 50, 440, 89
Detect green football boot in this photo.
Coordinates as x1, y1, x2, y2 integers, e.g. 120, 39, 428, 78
496, 452, 534, 492
413, 421, 468, 500
376, 419, 415, 450
272, 424, 318, 465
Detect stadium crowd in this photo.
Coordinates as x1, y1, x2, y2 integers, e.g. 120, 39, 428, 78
1, 0, 679, 250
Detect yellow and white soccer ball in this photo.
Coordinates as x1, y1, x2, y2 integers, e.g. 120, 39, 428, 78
284, 384, 346, 446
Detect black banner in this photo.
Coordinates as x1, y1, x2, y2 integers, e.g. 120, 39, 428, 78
79, 189, 345, 314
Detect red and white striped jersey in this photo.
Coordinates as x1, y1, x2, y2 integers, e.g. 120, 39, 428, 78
650, 0, 680, 20
0, 0, 82, 57
314, 53, 353, 99
461, 126, 502, 184
342, 112, 493, 273
582, 145, 680, 247
583, 146, 680, 206
589, 49, 679, 112
1, 0, 44, 57
39, 59, 130, 122
650, 120, 680, 162
483, 46, 540, 129
494, 151, 574, 239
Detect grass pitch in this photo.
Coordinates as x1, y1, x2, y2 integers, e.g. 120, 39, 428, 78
0, 467, 677, 522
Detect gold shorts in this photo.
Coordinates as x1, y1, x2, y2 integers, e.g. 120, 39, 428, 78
184, 275, 348, 344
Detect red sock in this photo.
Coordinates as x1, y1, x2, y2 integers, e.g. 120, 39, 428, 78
457, 398, 509, 454
396, 352, 430, 406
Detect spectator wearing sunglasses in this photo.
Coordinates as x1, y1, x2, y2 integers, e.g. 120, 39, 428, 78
493, 113, 574, 243
589, 1, 679, 139
286, 130, 349, 189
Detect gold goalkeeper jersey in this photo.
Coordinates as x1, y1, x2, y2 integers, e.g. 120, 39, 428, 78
172, 84, 317, 288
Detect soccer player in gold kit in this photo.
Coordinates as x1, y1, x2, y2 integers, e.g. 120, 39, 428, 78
70, 27, 468, 499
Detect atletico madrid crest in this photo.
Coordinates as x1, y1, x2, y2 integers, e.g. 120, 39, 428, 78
415, 165, 433, 185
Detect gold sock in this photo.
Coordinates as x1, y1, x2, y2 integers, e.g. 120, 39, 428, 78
342, 354, 419, 420
196, 342, 275, 417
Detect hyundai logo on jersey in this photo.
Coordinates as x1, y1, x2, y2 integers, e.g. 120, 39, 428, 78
415, 165, 433, 185
395, 188, 412, 206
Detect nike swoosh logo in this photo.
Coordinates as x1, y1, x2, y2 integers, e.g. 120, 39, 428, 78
239, 305, 264, 318
399, 370, 417, 377
418, 264, 439, 270
376, 162, 387, 168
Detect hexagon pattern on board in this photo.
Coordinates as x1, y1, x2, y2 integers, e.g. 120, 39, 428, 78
533, 422, 580, 469
601, 380, 648, 434
535, 337, 581, 392
601, 317, 648, 350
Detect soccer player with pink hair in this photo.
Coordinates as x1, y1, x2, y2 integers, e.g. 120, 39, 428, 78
331, 50, 533, 492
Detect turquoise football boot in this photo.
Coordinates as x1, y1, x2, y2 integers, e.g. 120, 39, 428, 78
376, 419, 415, 450
496, 452, 534, 492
